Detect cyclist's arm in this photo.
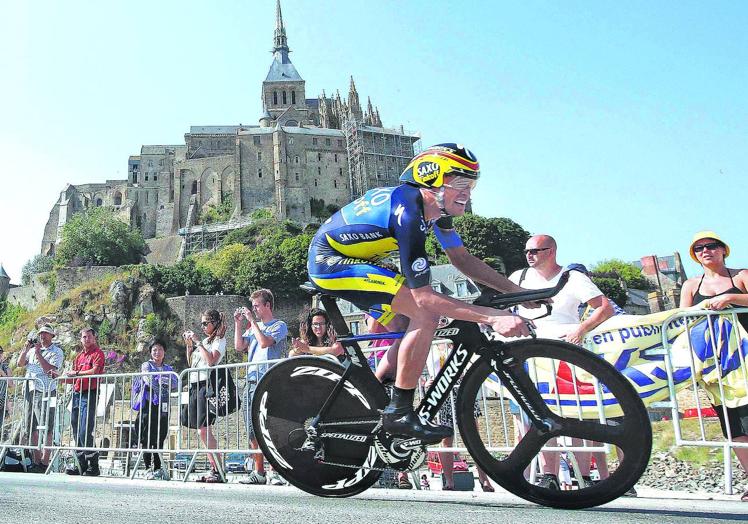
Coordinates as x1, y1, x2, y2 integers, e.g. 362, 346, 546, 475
445, 245, 524, 294
433, 216, 522, 294
410, 285, 516, 323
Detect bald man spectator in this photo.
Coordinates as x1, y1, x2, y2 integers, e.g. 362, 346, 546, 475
509, 234, 614, 491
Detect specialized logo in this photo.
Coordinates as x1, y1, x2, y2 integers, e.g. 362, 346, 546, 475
290, 366, 370, 409
434, 328, 459, 337
414, 161, 441, 186
321, 432, 369, 443
419, 345, 470, 414
411, 257, 428, 272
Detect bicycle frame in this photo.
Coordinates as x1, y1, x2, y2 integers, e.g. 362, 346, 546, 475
312, 294, 555, 437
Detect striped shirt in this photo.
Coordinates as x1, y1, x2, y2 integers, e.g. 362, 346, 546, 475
25, 344, 64, 393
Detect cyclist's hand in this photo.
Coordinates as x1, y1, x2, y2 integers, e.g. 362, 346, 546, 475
489, 315, 532, 337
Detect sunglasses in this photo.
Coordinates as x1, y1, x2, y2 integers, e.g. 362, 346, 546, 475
312, 322, 327, 328
443, 178, 477, 192
524, 248, 551, 256
693, 242, 723, 254
201, 321, 213, 327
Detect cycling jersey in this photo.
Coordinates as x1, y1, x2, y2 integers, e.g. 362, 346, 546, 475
308, 184, 463, 325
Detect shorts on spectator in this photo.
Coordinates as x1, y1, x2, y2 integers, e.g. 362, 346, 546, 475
22, 388, 56, 440
714, 404, 748, 439
242, 381, 258, 440
437, 388, 482, 428
181, 381, 216, 429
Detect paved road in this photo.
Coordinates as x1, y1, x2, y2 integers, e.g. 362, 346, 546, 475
0, 473, 744, 524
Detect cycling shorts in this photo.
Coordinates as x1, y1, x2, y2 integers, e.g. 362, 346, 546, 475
308, 242, 404, 326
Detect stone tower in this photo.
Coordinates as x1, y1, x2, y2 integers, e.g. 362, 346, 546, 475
0, 264, 10, 300
261, 0, 307, 124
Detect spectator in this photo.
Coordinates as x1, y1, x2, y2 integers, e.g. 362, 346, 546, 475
679, 230, 748, 502
133, 339, 178, 481
289, 308, 342, 357
558, 452, 572, 491
16, 324, 64, 473
183, 309, 227, 483
234, 289, 288, 486
424, 340, 494, 492
509, 234, 614, 492
61, 327, 105, 476
0, 346, 10, 432
420, 473, 430, 490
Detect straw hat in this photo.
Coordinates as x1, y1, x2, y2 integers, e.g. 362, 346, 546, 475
689, 230, 730, 263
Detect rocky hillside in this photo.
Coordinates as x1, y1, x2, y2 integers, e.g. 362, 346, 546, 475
0, 270, 186, 373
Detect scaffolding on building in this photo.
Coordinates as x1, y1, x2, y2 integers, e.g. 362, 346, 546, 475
178, 217, 254, 257
343, 117, 421, 199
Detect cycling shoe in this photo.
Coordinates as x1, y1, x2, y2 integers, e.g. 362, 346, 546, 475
381, 410, 453, 444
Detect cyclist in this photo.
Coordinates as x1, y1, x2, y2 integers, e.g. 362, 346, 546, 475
308, 143, 533, 444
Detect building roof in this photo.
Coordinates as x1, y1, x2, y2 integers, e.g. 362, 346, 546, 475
265, 51, 303, 82
141, 145, 181, 155
188, 126, 244, 135
282, 126, 343, 137
0, 265, 9, 280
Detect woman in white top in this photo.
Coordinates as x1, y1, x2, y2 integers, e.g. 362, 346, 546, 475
182, 309, 226, 483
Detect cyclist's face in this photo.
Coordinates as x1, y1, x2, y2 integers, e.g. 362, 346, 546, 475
442, 176, 475, 216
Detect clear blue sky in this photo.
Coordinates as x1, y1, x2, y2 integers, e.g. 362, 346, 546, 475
1, 0, 746, 284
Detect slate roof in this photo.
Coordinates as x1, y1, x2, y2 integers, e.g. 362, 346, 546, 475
265, 50, 302, 82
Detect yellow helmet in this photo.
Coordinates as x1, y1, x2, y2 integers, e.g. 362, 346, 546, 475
689, 230, 730, 263
400, 143, 479, 188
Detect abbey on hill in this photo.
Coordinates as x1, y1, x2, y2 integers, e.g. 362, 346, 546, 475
41, 0, 420, 257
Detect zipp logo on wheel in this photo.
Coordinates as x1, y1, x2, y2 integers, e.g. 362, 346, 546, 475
290, 366, 371, 409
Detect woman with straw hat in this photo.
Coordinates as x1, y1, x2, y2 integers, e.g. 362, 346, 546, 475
680, 230, 748, 501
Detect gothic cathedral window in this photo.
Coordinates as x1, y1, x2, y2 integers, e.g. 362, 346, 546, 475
273, 91, 278, 105
291, 91, 296, 105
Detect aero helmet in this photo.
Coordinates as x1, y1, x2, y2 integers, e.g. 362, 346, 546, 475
400, 143, 479, 189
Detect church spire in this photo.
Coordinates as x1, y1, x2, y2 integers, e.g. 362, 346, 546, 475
348, 76, 362, 121
273, 0, 289, 53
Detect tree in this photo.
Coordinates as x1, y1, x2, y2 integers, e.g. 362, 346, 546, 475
591, 259, 651, 290
55, 208, 146, 267
426, 214, 530, 274
592, 277, 628, 307
21, 254, 55, 285
138, 259, 221, 297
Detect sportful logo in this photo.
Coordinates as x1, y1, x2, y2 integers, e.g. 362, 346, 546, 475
290, 366, 371, 410
419, 345, 469, 416
411, 257, 428, 272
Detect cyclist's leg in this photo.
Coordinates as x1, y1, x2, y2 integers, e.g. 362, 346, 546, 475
373, 314, 408, 383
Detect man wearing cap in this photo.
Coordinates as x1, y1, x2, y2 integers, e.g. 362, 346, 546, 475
16, 324, 64, 472
680, 230, 748, 502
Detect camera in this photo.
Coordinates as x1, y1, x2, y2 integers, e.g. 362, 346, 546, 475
27, 332, 39, 345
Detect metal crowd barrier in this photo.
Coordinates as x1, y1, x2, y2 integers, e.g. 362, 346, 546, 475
2, 342, 613, 489
0, 376, 48, 470
43, 370, 181, 478
656, 307, 748, 495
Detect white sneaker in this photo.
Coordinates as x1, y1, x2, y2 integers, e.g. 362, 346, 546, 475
269, 471, 287, 486
239, 471, 267, 485
146, 470, 157, 480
